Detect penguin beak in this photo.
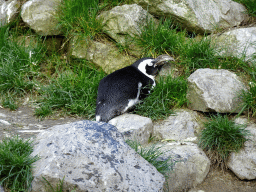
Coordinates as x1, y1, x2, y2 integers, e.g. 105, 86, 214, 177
153, 54, 175, 67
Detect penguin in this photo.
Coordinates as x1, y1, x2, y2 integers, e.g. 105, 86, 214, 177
95, 54, 175, 122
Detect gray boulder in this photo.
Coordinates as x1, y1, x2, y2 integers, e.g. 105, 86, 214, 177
31, 120, 165, 192
211, 27, 256, 63
134, 0, 248, 34
109, 114, 153, 145
228, 118, 256, 180
187, 68, 247, 113
0, 185, 4, 192
21, 0, 62, 36
159, 142, 210, 192
153, 109, 201, 142
0, 0, 20, 26
97, 4, 156, 56
69, 36, 136, 74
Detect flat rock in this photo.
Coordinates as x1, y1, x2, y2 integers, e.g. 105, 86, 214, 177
31, 120, 165, 192
134, 0, 249, 34
153, 109, 201, 142
109, 114, 153, 145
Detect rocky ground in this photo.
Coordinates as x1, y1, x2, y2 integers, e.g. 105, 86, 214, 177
0, 105, 256, 192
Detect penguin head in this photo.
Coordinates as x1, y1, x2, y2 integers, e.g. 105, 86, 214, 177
133, 54, 175, 77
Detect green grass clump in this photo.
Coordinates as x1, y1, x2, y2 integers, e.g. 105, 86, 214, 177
234, 0, 256, 17
134, 18, 186, 57
0, 26, 44, 96
134, 76, 188, 120
198, 115, 249, 169
126, 140, 173, 176
35, 63, 105, 118
0, 136, 39, 191
239, 81, 256, 117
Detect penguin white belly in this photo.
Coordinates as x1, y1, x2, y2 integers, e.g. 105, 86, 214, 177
122, 82, 142, 113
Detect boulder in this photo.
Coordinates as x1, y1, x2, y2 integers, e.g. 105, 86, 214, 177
0, 0, 20, 26
134, 0, 248, 34
211, 27, 256, 63
21, 0, 62, 36
153, 109, 201, 142
31, 120, 165, 192
97, 4, 156, 56
187, 68, 247, 113
69, 36, 136, 74
228, 118, 256, 180
109, 114, 153, 145
159, 142, 210, 192
0, 185, 4, 192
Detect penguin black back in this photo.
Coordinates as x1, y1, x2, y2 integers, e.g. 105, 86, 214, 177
95, 55, 175, 122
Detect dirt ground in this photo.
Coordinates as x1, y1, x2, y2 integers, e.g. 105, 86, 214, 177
0, 106, 256, 192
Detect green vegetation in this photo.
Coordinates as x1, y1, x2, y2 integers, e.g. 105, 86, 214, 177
198, 115, 249, 169
35, 62, 105, 118
234, 0, 256, 17
126, 140, 174, 176
0, 136, 39, 191
134, 76, 188, 120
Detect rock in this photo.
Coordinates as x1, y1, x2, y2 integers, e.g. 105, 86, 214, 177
31, 120, 165, 192
153, 109, 201, 142
187, 68, 247, 113
0, 0, 20, 26
69, 36, 136, 74
228, 118, 256, 180
109, 114, 153, 145
0, 185, 4, 192
97, 4, 156, 56
21, 0, 62, 36
159, 142, 210, 192
211, 27, 256, 63
134, 0, 248, 34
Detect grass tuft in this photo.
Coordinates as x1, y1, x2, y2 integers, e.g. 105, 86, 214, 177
36, 62, 105, 118
126, 140, 173, 176
0, 136, 39, 191
134, 76, 188, 120
198, 115, 249, 169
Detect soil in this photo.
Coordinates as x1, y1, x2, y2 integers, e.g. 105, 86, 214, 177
0, 105, 256, 192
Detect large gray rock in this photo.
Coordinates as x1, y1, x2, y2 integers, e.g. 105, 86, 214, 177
212, 27, 256, 63
69, 36, 136, 74
21, 0, 62, 36
134, 0, 248, 34
31, 120, 165, 192
98, 4, 156, 51
0, 185, 4, 192
0, 0, 20, 26
159, 142, 210, 192
228, 118, 256, 180
187, 68, 247, 113
109, 114, 153, 145
153, 109, 201, 142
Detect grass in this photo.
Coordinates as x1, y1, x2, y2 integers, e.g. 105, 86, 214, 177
239, 80, 256, 117
234, 0, 256, 17
134, 75, 188, 120
198, 115, 250, 169
0, 136, 39, 191
126, 140, 174, 176
35, 62, 105, 118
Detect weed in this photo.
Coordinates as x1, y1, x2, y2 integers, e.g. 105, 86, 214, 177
134, 76, 188, 120
198, 114, 249, 169
0, 136, 39, 191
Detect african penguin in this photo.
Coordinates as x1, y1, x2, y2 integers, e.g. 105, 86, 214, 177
95, 54, 175, 122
